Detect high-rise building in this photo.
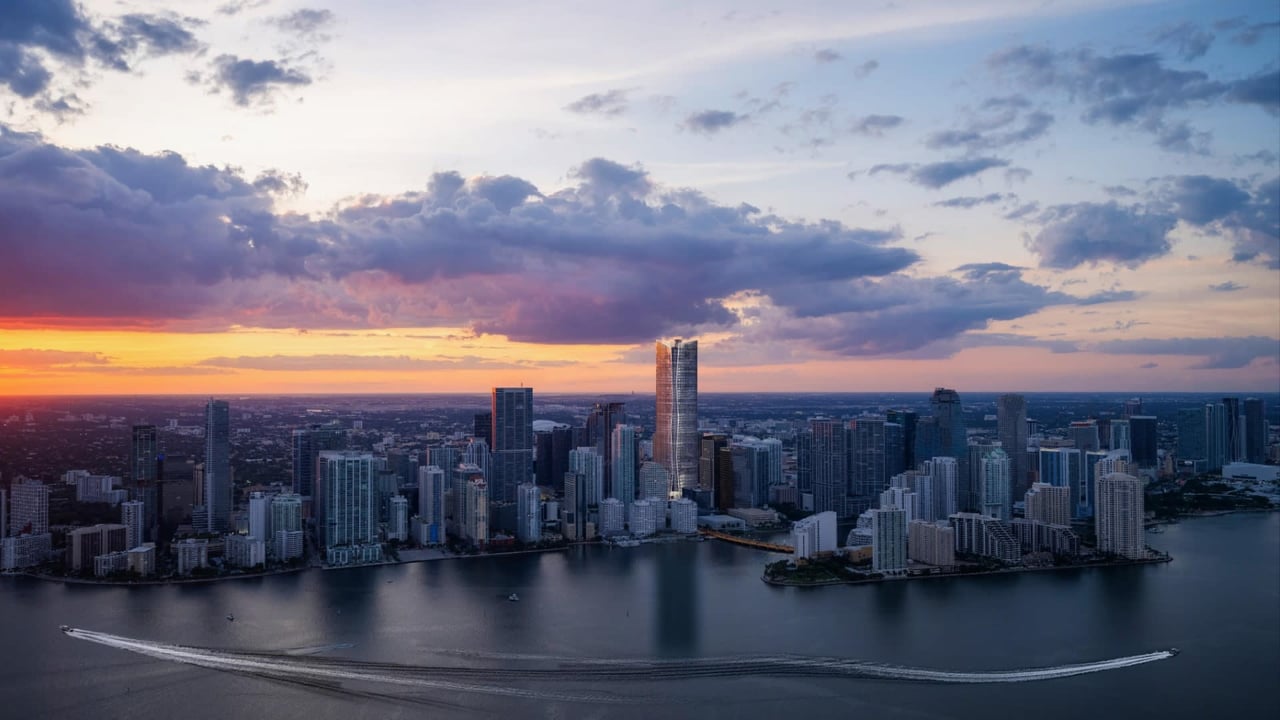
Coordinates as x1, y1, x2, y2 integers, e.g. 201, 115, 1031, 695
930, 388, 967, 483
1129, 415, 1158, 468
1221, 398, 1242, 463
1243, 398, 1266, 464
886, 409, 919, 475
908, 520, 955, 567
318, 451, 380, 564
669, 498, 698, 534
587, 402, 626, 498
1069, 421, 1101, 452
569, 447, 604, 507
918, 457, 958, 522
68, 524, 128, 572
293, 426, 345, 498
248, 491, 273, 541
463, 479, 489, 545
203, 399, 231, 534
175, 538, 209, 575
1205, 402, 1228, 471
491, 387, 534, 504
871, 507, 907, 573
10, 478, 49, 537
225, 534, 266, 568
120, 500, 145, 550
654, 339, 699, 497
453, 462, 485, 539
791, 511, 838, 559
417, 465, 446, 544
996, 397, 1027, 496
629, 499, 661, 538
388, 495, 410, 542
1038, 447, 1083, 517
533, 424, 574, 493
879, 486, 919, 523
516, 483, 541, 543
1175, 407, 1206, 464
1096, 472, 1145, 559
980, 448, 1011, 521
730, 441, 771, 509
639, 462, 670, 501
1110, 419, 1132, 455
129, 424, 159, 487
795, 430, 813, 495
1123, 398, 1143, 418
761, 438, 784, 488
849, 417, 887, 509
1025, 483, 1071, 526
563, 471, 586, 541
610, 425, 638, 507
271, 493, 303, 559
949, 513, 1019, 563
598, 497, 625, 536
473, 412, 493, 448
0, 488, 6, 539
699, 433, 729, 493
810, 418, 849, 516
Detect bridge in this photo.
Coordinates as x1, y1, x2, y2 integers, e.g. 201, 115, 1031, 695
699, 528, 793, 554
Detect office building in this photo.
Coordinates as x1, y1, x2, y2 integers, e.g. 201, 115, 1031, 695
491, 387, 534, 504
1025, 483, 1071, 526
1176, 408, 1206, 463
810, 418, 849, 516
886, 409, 919, 476
980, 448, 1011, 521
417, 466, 446, 544
516, 483, 541, 543
922, 388, 967, 490
1110, 419, 1131, 454
699, 433, 730, 494
850, 417, 887, 510
1069, 420, 1101, 452
1205, 402, 1228, 471
1039, 447, 1083, 518
908, 520, 955, 567
654, 339, 699, 496
795, 430, 813, 494
248, 491, 273, 542
69, 524, 128, 572
563, 471, 586, 541
129, 424, 159, 488
997, 394, 1029, 498
871, 507, 907, 573
1129, 415, 1158, 468
791, 511, 838, 559
587, 402, 626, 498
1096, 472, 1145, 559
10, 478, 50, 537
120, 500, 145, 551
569, 447, 604, 507
203, 399, 231, 534
598, 497, 625, 536
1222, 398, 1242, 462
473, 412, 493, 448
731, 441, 771, 509
639, 462, 670, 502
534, 424, 574, 492
610, 424, 638, 507
1244, 398, 1266, 464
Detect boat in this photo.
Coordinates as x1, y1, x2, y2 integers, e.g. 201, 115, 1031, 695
59, 625, 70, 633
1147, 526, 1164, 533
507, 593, 519, 602
226, 613, 235, 621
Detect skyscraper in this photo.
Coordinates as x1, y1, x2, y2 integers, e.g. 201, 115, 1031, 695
563, 471, 586, 541
464, 479, 489, 545
120, 500, 145, 550
129, 424, 159, 487
1244, 398, 1267, 464
920, 457, 958, 521
417, 465, 446, 544
1205, 402, 1228, 471
569, 446, 604, 507
810, 418, 849, 516
886, 409, 918, 473
248, 491, 273, 541
638, 462, 670, 501
871, 507, 907, 573
654, 339, 698, 497
11, 478, 50, 537
980, 448, 1011, 521
1024, 483, 1071, 526
1176, 407, 1206, 464
610, 424, 638, 506
730, 441, 771, 509
849, 417, 886, 510
587, 401, 626, 497
1110, 419, 1132, 455
203, 399, 231, 534
997, 394, 1028, 500
1222, 397, 1241, 463
516, 483, 540, 543
1129, 415, 1158, 468
1069, 421, 1100, 452
1038, 447, 1083, 518
318, 451, 379, 564
491, 387, 534, 504
1096, 472, 1145, 559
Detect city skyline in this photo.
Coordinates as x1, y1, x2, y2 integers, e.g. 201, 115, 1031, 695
0, 0, 1277, 396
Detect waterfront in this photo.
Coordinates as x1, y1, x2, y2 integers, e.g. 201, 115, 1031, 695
3, 513, 1277, 719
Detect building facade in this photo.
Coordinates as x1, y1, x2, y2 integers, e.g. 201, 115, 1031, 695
654, 339, 699, 497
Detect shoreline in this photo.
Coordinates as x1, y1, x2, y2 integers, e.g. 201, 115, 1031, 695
762, 556, 1174, 589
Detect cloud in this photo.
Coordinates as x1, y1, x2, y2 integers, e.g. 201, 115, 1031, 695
868, 157, 1009, 189
1160, 175, 1279, 268
217, 1, 272, 15
934, 193, 1009, 209
1092, 336, 1279, 369
206, 54, 312, 106
565, 89, 631, 116
853, 60, 879, 78
683, 110, 748, 134
1208, 281, 1247, 292
1139, 362, 1158, 369
1154, 22, 1214, 61
0, 131, 924, 347
926, 99, 1054, 152
987, 44, 1275, 150
849, 114, 904, 136
269, 9, 335, 41
0, 348, 111, 368
107, 13, 205, 59
197, 354, 555, 371
1227, 21, 1280, 46
1075, 289, 1142, 305
1026, 202, 1176, 269
814, 49, 841, 63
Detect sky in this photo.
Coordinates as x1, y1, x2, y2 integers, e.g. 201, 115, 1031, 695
0, 0, 1277, 395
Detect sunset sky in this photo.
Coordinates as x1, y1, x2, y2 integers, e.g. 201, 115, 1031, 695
0, 0, 1277, 394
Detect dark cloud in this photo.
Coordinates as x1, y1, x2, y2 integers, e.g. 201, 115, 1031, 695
0, 130, 922, 347
0, 0, 93, 98
207, 54, 312, 106
934, 193, 1009, 209
1228, 21, 1280, 46
253, 169, 308, 196
109, 13, 205, 58
198, 354, 550, 371
869, 157, 1009, 189
853, 60, 879, 78
814, 49, 841, 63
565, 89, 631, 116
849, 114, 904, 136
1154, 22, 1214, 61
1209, 281, 1247, 292
1160, 175, 1279, 268
217, 1, 272, 15
683, 110, 749, 134
269, 8, 335, 41
1227, 70, 1280, 114
1093, 336, 1279, 369
1027, 202, 1176, 269
1075, 289, 1142, 305
926, 104, 1054, 152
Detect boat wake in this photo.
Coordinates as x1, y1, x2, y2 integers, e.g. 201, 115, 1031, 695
63, 627, 1177, 704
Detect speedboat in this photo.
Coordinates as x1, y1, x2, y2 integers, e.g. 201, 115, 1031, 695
226, 613, 235, 621
59, 625, 71, 633
507, 593, 519, 602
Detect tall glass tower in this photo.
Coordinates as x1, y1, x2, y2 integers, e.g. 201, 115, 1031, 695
203, 399, 231, 533
654, 339, 698, 497
491, 387, 533, 504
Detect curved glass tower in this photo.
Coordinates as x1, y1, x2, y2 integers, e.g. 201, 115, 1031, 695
654, 339, 698, 498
